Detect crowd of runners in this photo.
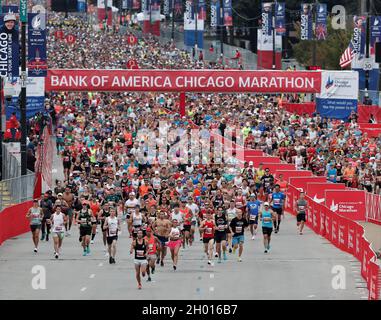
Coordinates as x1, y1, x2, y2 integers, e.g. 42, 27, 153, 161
24, 14, 381, 289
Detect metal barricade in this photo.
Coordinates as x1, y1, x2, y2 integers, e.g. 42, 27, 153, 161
0, 173, 35, 211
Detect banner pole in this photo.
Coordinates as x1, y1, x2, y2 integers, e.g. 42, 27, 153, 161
20, 0, 27, 176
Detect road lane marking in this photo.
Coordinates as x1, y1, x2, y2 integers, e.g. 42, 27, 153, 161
210, 274, 214, 279
209, 287, 214, 292
80, 287, 87, 292
98, 263, 103, 267
307, 295, 316, 298
90, 274, 95, 279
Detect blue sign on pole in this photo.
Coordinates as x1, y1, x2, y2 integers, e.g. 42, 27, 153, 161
28, 13, 47, 77
0, 7, 19, 78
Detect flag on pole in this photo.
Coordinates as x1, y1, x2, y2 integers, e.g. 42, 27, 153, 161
340, 43, 355, 68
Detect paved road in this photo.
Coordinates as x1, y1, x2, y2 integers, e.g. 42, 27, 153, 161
0, 213, 368, 300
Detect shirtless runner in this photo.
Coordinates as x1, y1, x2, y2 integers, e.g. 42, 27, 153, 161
152, 211, 172, 267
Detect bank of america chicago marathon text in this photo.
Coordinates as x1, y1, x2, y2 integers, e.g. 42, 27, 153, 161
49, 74, 317, 90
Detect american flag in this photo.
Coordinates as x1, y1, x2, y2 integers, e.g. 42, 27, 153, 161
340, 42, 355, 68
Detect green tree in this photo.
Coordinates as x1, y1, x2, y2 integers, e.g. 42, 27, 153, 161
292, 18, 352, 69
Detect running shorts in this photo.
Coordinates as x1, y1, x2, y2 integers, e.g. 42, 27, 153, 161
214, 232, 227, 243
296, 213, 306, 222
134, 259, 148, 266
232, 235, 245, 246
30, 224, 41, 232
147, 253, 157, 261
203, 237, 214, 244
106, 236, 118, 245
183, 224, 191, 232
53, 232, 65, 240
80, 226, 92, 237
156, 235, 168, 246
262, 227, 273, 236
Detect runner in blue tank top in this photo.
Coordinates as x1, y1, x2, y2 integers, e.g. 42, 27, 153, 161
259, 202, 276, 253
270, 184, 286, 234
246, 194, 261, 240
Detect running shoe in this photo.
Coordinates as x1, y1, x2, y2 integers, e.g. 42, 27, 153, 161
173, 265, 177, 271
41, 233, 45, 241
264, 249, 268, 253
138, 284, 142, 290
34, 248, 38, 253
112, 258, 116, 264
238, 257, 242, 262
229, 248, 232, 254
147, 277, 152, 282
223, 252, 227, 260
251, 235, 255, 240
156, 258, 160, 265
45, 234, 49, 241
161, 260, 164, 267
208, 260, 212, 265
90, 240, 94, 244
151, 267, 155, 274
300, 232, 303, 235
218, 258, 222, 264
105, 252, 109, 257
83, 251, 87, 256
55, 253, 59, 259
109, 257, 112, 264
86, 246, 90, 254
274, 230, 278, 234
214, 253, 218, 258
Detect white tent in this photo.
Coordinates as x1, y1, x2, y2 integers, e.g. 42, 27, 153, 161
136, 12, 166, 22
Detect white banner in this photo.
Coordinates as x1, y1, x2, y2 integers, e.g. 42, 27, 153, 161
184, 0, 204, 31
257, 29, 282, 51
4, 77, 45, 97
318, 71, 359, 100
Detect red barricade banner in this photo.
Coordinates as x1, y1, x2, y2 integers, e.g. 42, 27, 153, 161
306, 196, 313, 228
347, 220, 357, 255
245, 156, 281, 166
319, 205, 326, 236
312, 201, 320, 234
289, 176, 327, 193
0, 201, 33, 245
306, 183, 346, 204
331, 213, 339, 248
285, 184, 295, 212
324, 190, 366, 221
338, 216, 348, 253
361, 238, 374, 284
254, 163, 294, 174
324, 207, 332, 241
244, 149, 265, 157
368, 261, 381, 300
355, 223, 364, 261
275, 170, 313, 181
46, 69, 322, 93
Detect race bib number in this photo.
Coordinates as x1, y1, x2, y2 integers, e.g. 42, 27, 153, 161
149, 244, 154, 250
274, 199, 280, 205
250, 215, 257, 221
136, 250, 144, 257
298, 206, 305, 210
109, 229, 117, 236
218, 225, 225, 231
236, 226, 242, 233
55, 226, 62, 231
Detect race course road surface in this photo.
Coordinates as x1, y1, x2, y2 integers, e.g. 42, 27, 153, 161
0, 214, 368, 300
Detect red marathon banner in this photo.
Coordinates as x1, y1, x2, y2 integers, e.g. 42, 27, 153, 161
289, 176, 327, 193
46, 70, 322, 93
338, 215, 348, 252
306, 182, 346, 204
325, 190, 366, 221
355, 223, 364, 261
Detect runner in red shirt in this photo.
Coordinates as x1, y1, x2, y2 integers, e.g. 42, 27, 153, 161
199, 211, 216, 266
144, 227, 160, 282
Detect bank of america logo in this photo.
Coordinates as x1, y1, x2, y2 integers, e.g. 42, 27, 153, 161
325, 76, 334, 89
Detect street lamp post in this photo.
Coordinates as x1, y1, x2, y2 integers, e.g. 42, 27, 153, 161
20, 0, 27, 176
